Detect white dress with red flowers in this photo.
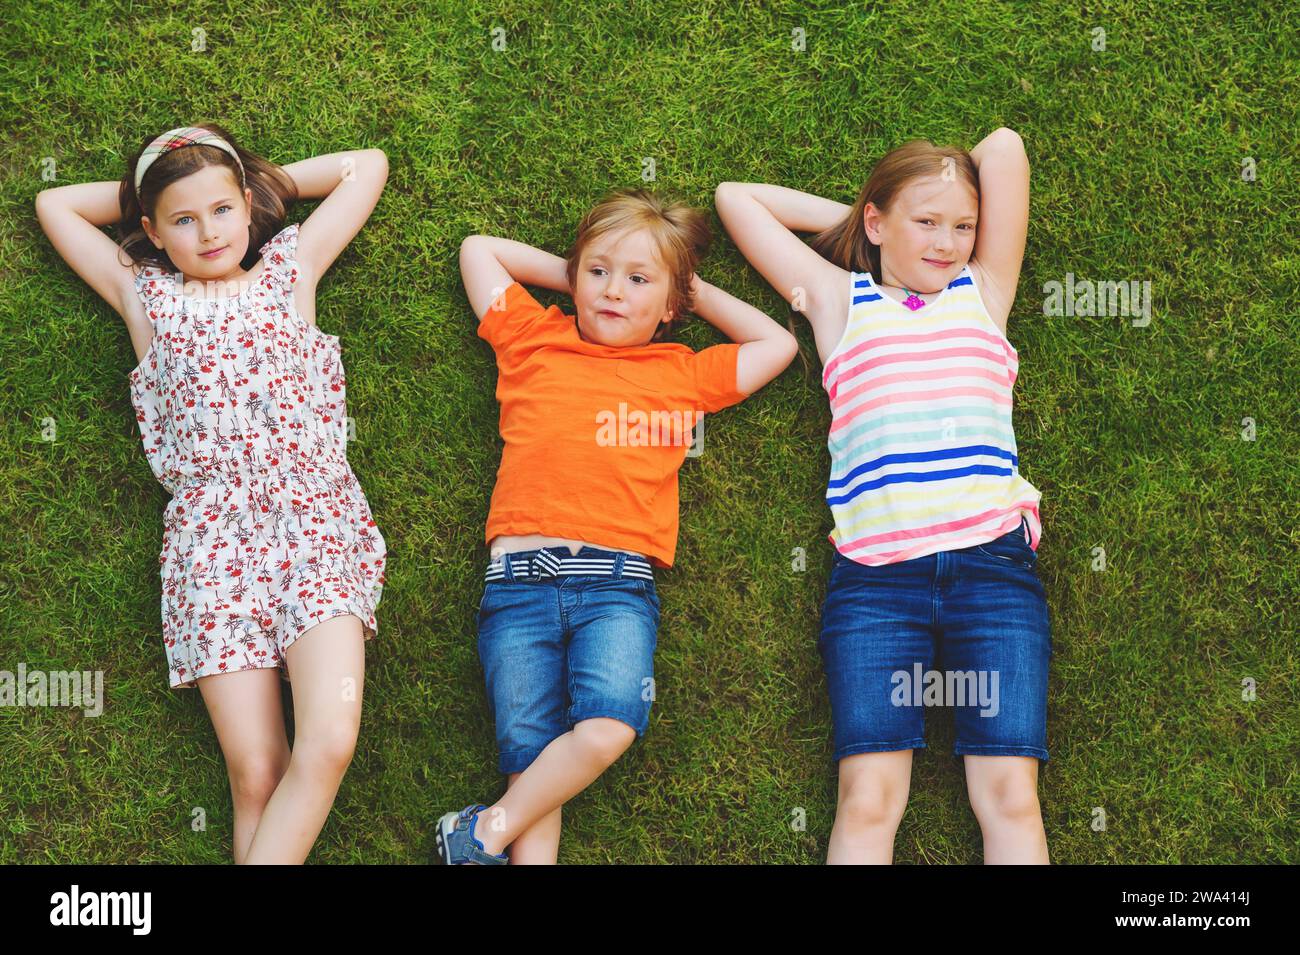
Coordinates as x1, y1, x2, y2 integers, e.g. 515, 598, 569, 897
129, 223, 386, 689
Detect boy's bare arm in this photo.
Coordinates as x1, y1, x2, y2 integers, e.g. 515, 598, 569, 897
460, 235, 570, 320
691, 276, 797, 395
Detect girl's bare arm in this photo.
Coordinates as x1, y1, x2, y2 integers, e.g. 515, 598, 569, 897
968, 128, 1030, 330
714, 181, 851, 358
281, 149, 389, 290
459, 235, 570, 320
691, 276, 797, 395
34, 181, 140, 324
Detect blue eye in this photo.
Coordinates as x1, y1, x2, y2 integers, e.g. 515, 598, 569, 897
175, 205, 231, 225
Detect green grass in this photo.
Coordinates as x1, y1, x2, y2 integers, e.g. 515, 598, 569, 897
1, 0, 1296, 863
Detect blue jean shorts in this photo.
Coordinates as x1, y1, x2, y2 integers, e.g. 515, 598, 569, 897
818, 517, 1052, 763
475, 547, 660, 775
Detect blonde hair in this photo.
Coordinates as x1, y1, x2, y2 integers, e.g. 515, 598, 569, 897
565, 188, 710, 342
809, 140, 979, 281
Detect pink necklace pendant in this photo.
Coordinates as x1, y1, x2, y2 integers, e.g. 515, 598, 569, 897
901, 291, 926, 311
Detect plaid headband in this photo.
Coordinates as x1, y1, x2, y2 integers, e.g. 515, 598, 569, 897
133, 126, 246, 193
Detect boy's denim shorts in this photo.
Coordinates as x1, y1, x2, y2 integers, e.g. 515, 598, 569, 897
818, 517, 1052, 764
476, 546, 660, 775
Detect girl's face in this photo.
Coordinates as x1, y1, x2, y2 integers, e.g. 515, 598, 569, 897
573, 227, 674, 347
863, 174, 978, 293
141, 164, 254, 281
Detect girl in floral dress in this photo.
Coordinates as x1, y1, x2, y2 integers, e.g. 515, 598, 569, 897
35, 124, 388, 864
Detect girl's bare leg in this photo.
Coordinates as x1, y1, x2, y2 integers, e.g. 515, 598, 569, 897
964, 754, 1049, 864
474, 717, 634, 857
197, 668, 292, 864
243, 613, 365, 864
500, 772, 562, 864
827, 750, 914, 864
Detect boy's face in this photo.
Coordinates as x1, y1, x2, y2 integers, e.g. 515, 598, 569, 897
142, 164, 254, 282
864, 174, 978, 294
573, 228, 673, 347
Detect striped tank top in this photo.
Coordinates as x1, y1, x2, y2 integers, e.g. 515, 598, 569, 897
821, 264, 1041, 566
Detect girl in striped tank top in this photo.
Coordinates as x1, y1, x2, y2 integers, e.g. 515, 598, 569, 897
717, 128, 1052, 864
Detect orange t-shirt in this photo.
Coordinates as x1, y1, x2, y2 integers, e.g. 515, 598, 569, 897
477, 282, 747, 567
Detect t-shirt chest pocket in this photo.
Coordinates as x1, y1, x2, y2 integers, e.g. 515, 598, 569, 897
614, 358, 668, 395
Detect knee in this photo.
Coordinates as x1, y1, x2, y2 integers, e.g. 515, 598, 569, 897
573, 718, 636, 766
228, 753, 288, 807
837, 776, 908, 833
969, 776, 1041, 826
295, 720, 360, 777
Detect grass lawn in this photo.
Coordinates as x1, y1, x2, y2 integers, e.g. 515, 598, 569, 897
0, 0, 1295, 863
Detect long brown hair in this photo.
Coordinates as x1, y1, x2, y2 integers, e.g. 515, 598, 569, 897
564, 187, 710, 342
809, 140, 979, 282
115, 122, 298, 271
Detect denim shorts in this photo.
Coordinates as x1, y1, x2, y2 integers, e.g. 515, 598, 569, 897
476, 547, 660, 775
818, 517, 1052, 763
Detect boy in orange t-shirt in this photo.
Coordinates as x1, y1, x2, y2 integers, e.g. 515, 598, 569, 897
436, 189, 797, 864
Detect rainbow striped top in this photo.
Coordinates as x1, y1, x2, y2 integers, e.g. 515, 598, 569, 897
821, 265, 1041, 565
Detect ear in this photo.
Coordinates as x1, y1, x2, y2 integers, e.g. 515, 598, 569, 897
140, 215, 163, 249
243, 186, 253, 212
862, 202, 884, 247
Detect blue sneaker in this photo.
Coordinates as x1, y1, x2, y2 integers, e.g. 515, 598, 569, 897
435, 804, 509, 865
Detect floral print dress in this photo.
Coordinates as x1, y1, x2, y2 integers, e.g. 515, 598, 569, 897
129, 223, 386, 689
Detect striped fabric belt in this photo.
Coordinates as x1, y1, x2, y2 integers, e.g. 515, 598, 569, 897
484, 546, 655, 583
